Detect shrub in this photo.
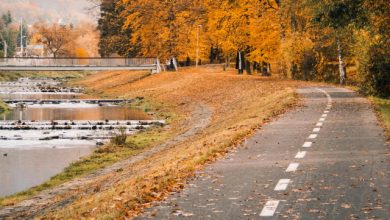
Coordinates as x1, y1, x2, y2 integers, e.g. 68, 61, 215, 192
110, 127, 127, 146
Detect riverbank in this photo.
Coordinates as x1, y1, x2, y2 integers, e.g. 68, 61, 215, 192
0, 75, 166, 205
0, 100, 8, 114
0, 66, 322, 218
45, 66, 321, 218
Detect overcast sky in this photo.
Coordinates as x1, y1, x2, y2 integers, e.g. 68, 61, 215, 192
0, 0, 98, 25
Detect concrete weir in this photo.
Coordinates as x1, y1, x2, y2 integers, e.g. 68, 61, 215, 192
0, 77, 164, 144
0, 120, 165, 131
4, 99, 131, 104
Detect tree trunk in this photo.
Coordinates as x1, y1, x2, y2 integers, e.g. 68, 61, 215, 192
337, 39, 346, 85
246, 61, 252, 74
224, 55, 230, 71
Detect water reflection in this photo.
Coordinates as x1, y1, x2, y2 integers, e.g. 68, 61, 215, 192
3, 106, 151, 121
0, 93, 83, 100
0, 147, 93, 197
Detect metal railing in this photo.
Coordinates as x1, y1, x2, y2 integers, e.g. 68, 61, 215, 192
0, 57, 161, 72
0, 57, 158, 67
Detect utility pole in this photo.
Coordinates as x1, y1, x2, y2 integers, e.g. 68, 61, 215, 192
4, 41, 7, 58
195, 25, 202, 68
20, 18, 23, 57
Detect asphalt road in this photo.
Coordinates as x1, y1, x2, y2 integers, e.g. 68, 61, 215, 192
137, 87, 389, 220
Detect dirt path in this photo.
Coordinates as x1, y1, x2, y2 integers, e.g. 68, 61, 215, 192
0, 103, 212, 219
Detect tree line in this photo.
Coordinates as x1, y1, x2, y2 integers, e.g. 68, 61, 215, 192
0, 11, 25, 57
98, 0, 388, 97
0, 11, 99, 58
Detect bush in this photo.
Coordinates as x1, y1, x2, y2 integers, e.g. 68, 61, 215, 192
365, 45, 390, 97
110, 127, 127, 146
356, 43, 390, 98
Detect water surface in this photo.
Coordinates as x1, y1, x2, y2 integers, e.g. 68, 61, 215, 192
3, 106, 151, 121
0, 93, 84, 100
0, 147, 93, 197
0, 80, 151, 197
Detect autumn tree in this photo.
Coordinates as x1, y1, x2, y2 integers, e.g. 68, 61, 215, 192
351, 0, 389, 96
98, 0, 137, 57
33, 22, 77, 57
74, 23, 99, 57
98, 0, 388, 96
122, 0, 206, 61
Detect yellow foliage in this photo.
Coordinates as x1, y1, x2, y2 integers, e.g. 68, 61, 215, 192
74, 48, 89, 58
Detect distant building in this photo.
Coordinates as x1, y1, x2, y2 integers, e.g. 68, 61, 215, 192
15, 44, 45, 57
26, 44, 45, 57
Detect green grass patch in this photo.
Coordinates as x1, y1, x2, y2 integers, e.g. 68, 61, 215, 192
127, 98, 180, 124
0, 71, 94, 82
372, 97, 390, 138
0, 100, 9, 115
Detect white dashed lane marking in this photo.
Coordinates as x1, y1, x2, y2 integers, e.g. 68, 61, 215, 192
286, 163, 299, 172
260, 200, 280, 217
260, 88, 333, 217
313, 127, 321, 132
302, 142, 313, 147
295, 151, 307, 159
274, 179, 291, 191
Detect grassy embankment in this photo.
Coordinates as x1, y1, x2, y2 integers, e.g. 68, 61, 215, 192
0, 70, 175, 207
372, 97, 390, 140
0, 100, 9, 114
38, 66, 318, 219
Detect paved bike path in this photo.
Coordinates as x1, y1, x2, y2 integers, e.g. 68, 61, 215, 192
138, 87, 389, 219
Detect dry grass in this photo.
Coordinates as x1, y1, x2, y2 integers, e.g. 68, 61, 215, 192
73, 70, 151, 95
43, 66, 316, 219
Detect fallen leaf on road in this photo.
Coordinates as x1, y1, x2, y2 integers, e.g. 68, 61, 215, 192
341, 203, 351, 208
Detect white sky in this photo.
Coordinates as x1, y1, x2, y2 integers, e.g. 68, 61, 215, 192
0, 0, 98, 25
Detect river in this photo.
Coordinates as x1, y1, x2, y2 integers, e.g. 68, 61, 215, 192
0, 78, 156, 197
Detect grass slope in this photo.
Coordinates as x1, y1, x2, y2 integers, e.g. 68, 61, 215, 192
372, 98, 390, 139
0, 100, 9, 114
